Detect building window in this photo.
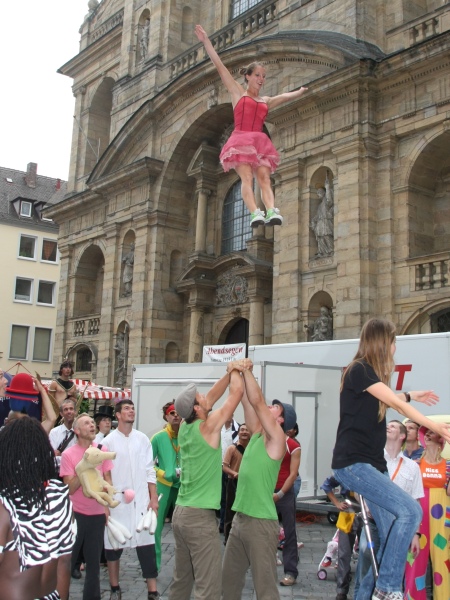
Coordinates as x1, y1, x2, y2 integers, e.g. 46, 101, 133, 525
431, 310, 450, 332
230, 0, 262, 19
76, 348, 92, 372
20, 201, 33, 217
33, 328, 52, 361
37, 281, 55, 305
14, 278, 33, 302
18, 235, 37, 260
41, 239, 58, 263
221, 181, 252, 254
10, 325, 29, 359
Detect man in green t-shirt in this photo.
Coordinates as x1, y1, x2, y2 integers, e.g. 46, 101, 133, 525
222, 369, 293, 600
168, 359, 249, 600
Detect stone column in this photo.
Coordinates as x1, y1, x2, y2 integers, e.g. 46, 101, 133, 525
52, 244, 73, 372
270, 158, 305, 343
188, 306, 204, 363
69, 87, 86, 193
248, 297, 264, 346
195, 188, 210, 253
98, 223, 121, 384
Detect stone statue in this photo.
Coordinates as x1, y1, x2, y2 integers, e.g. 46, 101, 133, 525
305, 306, 333, 342
310, 173, 334, 257
140, 19, 150, 61
114, 328, 128, 387
121, 243, 135, 297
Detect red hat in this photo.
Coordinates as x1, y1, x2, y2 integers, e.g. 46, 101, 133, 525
6, 373, 39, 401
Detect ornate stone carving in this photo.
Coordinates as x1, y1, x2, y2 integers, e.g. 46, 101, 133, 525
114, 326, 129, 387
121, 243, 135, 297
310, 172, 334, 258
140, 19, 150, 61
216, 268, 248, 306
305, 307, 333, 342
207, 88, 218, 109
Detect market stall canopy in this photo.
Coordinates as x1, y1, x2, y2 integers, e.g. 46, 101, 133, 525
42, 379, 131, 401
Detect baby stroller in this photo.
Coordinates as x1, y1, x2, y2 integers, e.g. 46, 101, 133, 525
317, 528, 339, 580
317, 496, 378, 582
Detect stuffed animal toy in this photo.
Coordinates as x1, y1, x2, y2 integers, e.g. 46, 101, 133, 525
75, 446, 120, 507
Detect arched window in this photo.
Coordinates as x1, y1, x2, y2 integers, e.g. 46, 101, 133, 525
84, 78, 114, 176
431, 309, 450, 332
231, 0, 263, 19
181, 7, 193, 44
77, 347, 92, 372
221, 181, 252, 255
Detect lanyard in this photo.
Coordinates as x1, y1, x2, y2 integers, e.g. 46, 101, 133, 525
391, 457, 403, 481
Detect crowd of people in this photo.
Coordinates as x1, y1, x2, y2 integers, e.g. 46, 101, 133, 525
0, 316, 449, 600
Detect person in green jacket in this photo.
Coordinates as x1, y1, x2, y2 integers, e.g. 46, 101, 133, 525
151, 401, 181, 572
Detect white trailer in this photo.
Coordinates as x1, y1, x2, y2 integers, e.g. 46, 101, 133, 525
132, 361, 342, 499
132, 332, 450, 504
249, 332, 450, 416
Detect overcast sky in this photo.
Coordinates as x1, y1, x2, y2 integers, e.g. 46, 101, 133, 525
0, 1, 88, 180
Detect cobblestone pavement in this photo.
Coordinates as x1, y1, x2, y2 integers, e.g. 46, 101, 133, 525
69, 513, 354, 599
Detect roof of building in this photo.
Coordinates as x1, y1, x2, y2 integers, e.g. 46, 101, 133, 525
0, 163, 67, 232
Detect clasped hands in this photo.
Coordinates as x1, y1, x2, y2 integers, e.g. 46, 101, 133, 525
226, 358, 253, 374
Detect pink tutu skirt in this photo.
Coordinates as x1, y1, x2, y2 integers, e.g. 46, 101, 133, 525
219, 130, 280, 173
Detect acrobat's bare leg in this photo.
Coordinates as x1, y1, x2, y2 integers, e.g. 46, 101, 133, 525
235, 164, 258, 213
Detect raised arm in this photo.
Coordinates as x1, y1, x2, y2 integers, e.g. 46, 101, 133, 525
240, 383, 260, 435
195, 25, 243, 104
205, 367, 238, 411
34, 377, 58, 435
202, 369, 244, 441
368, 382, 450, 443
266, 87, 308, 111
242, 370, 285, 460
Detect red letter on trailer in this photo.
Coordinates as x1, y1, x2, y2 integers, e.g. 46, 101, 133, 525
394, 364, 412, 390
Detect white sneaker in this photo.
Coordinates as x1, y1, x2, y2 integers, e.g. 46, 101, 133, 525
250, 208, 265, 227
265, 207, 283, 226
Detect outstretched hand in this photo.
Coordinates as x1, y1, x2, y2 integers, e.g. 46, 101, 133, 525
434, 422, 450, 444
195, 24, 208, 43
412, 390, 439, 406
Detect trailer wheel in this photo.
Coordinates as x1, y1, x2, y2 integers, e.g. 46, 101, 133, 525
327, 512, 338, 525
317, 569, 328, 580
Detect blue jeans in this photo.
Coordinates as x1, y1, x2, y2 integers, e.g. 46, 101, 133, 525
333, 463, 421, 594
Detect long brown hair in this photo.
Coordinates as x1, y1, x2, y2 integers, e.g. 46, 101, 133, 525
341, 318, 396, 421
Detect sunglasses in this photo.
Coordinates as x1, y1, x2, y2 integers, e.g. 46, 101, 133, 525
168, 410, 178, 416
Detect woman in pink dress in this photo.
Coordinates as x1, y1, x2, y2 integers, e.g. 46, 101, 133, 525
195, 25, 308, 228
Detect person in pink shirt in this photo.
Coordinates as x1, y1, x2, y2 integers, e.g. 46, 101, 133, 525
60, 413, 114, 600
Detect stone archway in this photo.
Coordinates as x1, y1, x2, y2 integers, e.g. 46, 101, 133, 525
305, 292, 333, 341
408, 131, 450, 259
65, 341, 98, 381
219, 318, 249, 350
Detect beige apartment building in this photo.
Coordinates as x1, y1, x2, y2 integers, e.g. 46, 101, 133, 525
0, 163, 66, 378
47, 0, 450, 386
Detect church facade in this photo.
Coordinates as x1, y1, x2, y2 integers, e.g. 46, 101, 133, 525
48, 0, 450, 385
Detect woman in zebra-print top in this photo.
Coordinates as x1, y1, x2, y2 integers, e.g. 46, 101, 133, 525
0, 417, 75, 600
